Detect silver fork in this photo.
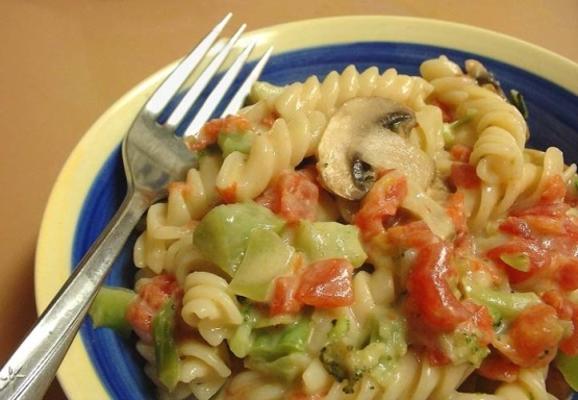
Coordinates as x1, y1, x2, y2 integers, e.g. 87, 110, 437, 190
0, 13, 272, 400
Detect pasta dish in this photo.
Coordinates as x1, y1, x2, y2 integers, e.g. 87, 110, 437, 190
89, 56, 578, 399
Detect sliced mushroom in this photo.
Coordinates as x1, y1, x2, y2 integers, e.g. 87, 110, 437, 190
317, 97, 435, 200
465, 59, 505, 98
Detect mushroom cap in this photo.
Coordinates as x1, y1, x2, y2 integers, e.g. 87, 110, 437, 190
317, 97, 435, 200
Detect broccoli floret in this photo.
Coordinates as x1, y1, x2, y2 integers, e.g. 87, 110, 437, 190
328, 318, 350, 342
320, 313, 408, 395
439, 330, 490, 367
320, 343, 351, 383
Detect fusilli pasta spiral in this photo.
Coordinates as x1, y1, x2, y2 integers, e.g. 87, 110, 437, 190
422, 56, 527, 185
258, 65, 433, 116
217, 370, 288, 400
216, 111, 326, 200
181, 271, 243, 346
136, 338, 231, 400
452, 368, 555, 400
323, 351, 474, 400
134, 153, 221, 273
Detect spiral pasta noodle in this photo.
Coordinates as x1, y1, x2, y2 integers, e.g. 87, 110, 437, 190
323, 351, 474, 400
463, 146, 576, 231
181, 271, 243, 346
422, 56, 527, 185
216, 111, 326, 200
421, 56, 577, 231
409, 104, 444, 151
257, 65, 433, 117
134, 153, 221, 273
215, 370, 288, 400
136, 338, 231, 400
452, 368, 555, 400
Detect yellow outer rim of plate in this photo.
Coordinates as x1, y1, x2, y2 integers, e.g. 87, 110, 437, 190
35, 15, 578, 400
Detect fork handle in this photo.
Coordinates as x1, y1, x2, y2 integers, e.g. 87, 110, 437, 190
0, 189, 152, 400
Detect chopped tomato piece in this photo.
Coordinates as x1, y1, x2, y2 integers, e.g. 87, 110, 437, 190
446, 192, 467, 234
187, 115, 250, 151
541, 290, 573, 320
295, 259, 354, 308
217, 184, 238, 204
431, 99, 454, 122
450, 163, 481, 189
560, 305, 578, 356
270, 276, 302, 316
509, 304, 563, 367
523, 215, 566, 236
549, 235, 578, 259
557, 258, 578, 291
478, 352, 520, 383
461, 301, 495, 346
256, 169, 319, 223
354, 173, 407, 239
565, 217, 578, 239
499, 217, 532, 238
125, 274, 182, 343
539, 175, 567, 205
406, 297, 492, 366
140, 275, 180, 309
501, 212, 574, 238
450, 144, 473, 163
407, 242, 471, 332
511, 203, 569, 218
387, 221, 436, 248
255, 184, 276, 210
486, 240, 550, 284
125, 298, 154, 342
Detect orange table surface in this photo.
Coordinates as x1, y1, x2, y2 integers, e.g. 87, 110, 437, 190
0, 1, 576, 398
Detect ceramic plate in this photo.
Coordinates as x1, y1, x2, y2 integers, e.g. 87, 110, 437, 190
35, 16, 578, 399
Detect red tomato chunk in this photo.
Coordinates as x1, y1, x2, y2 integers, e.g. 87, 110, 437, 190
270, 276, 302, 316
354, 173, 407, 238
187, 115, 250, 151
446, 192, 468, 236
387, 221, 436, 248
509, 304, 563, 367
126, 274, 181, 342
450, 163, 481, 189
539, 175, 567, 205
450, 144, 473, 163
486, 240, 549, 284
541, 290, 574, 320
295, 259, 354, 308
478, 352, 520, 383
558, 258, 578, 291
407, 242, 471, 332
257, 169, 319, 223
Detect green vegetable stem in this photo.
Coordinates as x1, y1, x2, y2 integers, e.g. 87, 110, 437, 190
88, 286, 136, 337
153, 299, 181, 391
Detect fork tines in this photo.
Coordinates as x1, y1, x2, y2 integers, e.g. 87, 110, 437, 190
143, 13, 272, 137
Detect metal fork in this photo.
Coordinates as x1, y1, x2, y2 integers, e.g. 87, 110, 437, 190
0, 13, 272, 400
